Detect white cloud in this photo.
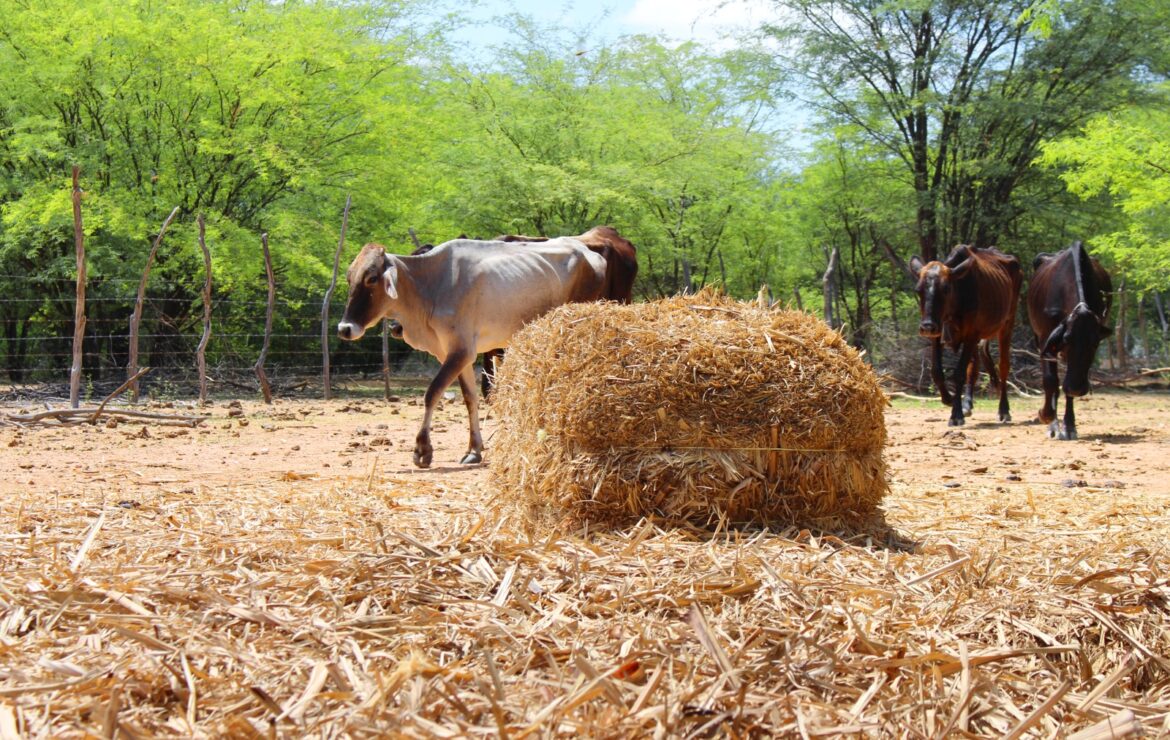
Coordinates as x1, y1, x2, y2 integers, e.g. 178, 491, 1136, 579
621, 0, 772, 43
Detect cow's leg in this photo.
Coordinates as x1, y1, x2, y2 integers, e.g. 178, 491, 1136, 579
948, 341, 974, 426
962, 351, 977, 417
1039, 356, 1060, 436
1060, 394, 1077, 441
932, 340, 953, 406
996, 327, 1012, 423
981, 340, 1001, 395
457, 364, 484, 464
414, 351, 473, 468
481, 349, 503, 401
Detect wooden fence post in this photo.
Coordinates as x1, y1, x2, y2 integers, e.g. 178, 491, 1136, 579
1115, 277, 1127, 371
69, 166, 86, 409
195, 215, 213, 404
321, 195, 351, 401
255, 232, 276, 403
382, 319, 392, 401
128, 206, 180, 402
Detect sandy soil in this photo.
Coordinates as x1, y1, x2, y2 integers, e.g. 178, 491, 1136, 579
1, 387, 1168, 736
2, 388, 1167, 500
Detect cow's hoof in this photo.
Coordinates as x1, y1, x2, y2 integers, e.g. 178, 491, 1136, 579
948, 416, 965, 427
1047, 421, 1060, 439
962, 401, 973, 417
1059, 427, 1077, 441
460, 451, 483, 465
413, 447, 433, 468
999, 413, 1011, 423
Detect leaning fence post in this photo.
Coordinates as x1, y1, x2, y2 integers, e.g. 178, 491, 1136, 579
69, 166, 86, 409
195, 214, 213, 404
254, 232, 276, 403
321, 195, 351, 401
128, 206, 180, 402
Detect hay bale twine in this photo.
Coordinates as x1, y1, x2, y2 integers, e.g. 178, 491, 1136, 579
490, 290, 888, 528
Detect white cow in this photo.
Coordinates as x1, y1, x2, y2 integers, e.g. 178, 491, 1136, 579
337, 238, 607, 468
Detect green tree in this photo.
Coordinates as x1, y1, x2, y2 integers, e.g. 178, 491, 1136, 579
765, 0, 1154, 261
1040, 89, 1170, 292
0, 0, 440, 379
435, 26, 790, 298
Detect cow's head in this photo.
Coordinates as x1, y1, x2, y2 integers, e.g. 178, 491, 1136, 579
909, 255, 972, 339
1042, 302, 1112, 397
337, 243, 399, 342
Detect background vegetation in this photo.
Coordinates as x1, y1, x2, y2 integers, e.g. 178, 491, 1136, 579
1, 0, 1167, 389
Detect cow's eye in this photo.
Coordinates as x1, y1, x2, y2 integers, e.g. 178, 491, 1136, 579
364, 274, 378, 287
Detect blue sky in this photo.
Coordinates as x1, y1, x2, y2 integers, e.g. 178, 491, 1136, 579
441, 0, 813, 148
451, 0, 775, 54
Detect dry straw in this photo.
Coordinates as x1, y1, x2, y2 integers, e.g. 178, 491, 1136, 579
491, 289, 889, 528
1, 398, 1168, 736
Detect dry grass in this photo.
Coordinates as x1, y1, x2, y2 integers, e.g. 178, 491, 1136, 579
1, 448, 1168, 736
491, 291, 888, 530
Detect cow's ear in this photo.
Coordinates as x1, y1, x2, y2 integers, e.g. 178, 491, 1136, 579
909, 256, 925, 280
950, 257, 973, 280
382, 259, 399, 300
1042, 324, 1066, 355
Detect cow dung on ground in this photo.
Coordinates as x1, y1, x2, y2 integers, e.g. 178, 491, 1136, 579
490, 289, 889, 529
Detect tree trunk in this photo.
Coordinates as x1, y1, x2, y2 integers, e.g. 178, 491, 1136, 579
823, 246, 840, 329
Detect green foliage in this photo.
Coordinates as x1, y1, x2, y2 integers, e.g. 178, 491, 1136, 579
769, 0, 1153, 259
1040, 92, 1170, 290
0, 0, 438, 379
435, 32, 791, 298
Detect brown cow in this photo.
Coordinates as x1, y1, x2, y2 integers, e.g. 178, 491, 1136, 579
498, 226, 638, 303
909, 244, 1022, 426
396, 227, 637, 398
482, 226, 638, 397
338, 238, 606, 467
1027, 241, 1113, 440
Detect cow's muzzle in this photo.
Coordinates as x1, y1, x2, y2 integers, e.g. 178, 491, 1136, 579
918, 320, 941, 338
337, 321, 364, 341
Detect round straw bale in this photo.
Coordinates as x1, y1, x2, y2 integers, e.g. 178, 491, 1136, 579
490, 290, 889, 529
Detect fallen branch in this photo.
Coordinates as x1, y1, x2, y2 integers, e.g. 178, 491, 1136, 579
5, 405, 205, 427
88, 367, 151, 424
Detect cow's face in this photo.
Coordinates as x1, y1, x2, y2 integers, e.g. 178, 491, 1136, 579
1045, 303, 1112, 397
909, 257, 970, 339
337, 243, 398, 342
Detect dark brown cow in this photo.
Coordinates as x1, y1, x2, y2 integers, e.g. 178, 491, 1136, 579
1027, 241, 1113, 440
909, 244, 1022, 426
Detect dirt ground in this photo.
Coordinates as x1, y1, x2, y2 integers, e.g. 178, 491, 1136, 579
1, 386, 1168, 736
2, 387, 1167, 499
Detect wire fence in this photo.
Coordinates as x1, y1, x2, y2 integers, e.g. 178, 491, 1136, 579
0, 276, 440, 402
